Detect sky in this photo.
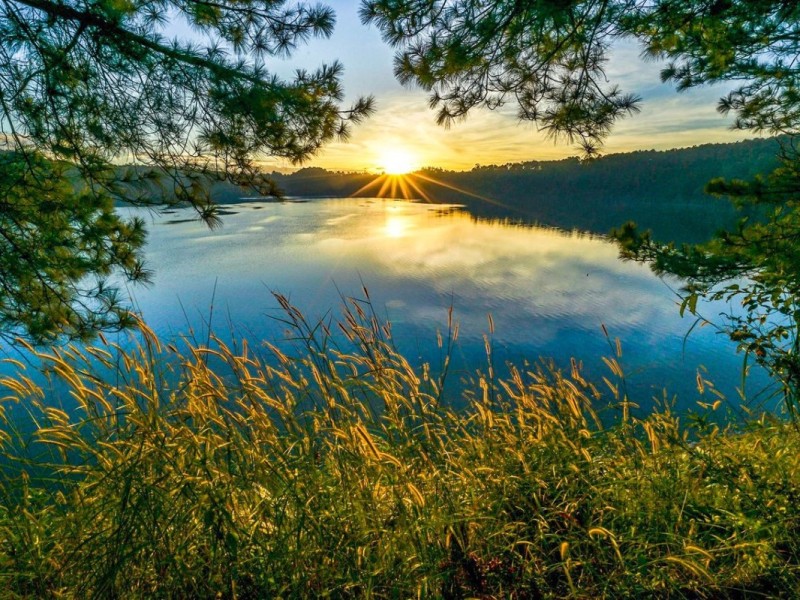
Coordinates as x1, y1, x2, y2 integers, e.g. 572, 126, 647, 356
222, 2, 756, 173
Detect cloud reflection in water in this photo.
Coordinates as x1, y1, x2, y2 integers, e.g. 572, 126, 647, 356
129, 199, 768, 410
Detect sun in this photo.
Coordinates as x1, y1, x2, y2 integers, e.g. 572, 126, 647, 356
379, 149, 418, 175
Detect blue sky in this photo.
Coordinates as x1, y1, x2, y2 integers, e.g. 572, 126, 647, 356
208, 1, 758, 172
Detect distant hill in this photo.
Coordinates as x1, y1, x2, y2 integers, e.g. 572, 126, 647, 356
265, 137, 782, 242
6, 137, 783, 243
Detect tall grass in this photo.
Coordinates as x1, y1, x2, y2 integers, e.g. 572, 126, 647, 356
1, 294, 799, 598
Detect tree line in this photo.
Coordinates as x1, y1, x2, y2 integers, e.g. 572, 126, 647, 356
265, 136, 780, 242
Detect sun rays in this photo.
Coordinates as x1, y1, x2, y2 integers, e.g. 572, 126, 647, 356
349, 172, 422, 200
345, 144, 519, 213
348, 169, 515, 213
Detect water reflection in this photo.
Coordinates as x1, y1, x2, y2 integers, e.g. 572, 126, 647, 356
121, 198, 770, 412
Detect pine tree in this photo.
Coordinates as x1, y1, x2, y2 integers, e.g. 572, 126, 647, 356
0, 0, 373, 342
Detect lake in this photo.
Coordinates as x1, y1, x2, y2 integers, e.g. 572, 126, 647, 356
104, 197, 771, 416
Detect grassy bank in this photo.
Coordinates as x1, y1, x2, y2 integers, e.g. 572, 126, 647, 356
1, 296, 799, 598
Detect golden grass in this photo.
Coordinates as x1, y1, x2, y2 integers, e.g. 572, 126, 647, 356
0, 295, 799, 598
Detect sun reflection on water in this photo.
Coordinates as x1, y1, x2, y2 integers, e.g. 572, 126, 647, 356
384, 213, 410, 238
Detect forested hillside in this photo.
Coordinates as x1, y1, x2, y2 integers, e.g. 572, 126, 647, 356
260, 137, 780, 242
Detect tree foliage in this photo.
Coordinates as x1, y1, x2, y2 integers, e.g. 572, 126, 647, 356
615, 142, 800, 409
360, 0, 642, 154
617, 1, 800, 407
361, 0, 800, 149
0, 0, 373, 342
627, 0, 800, 135
0, 151, 147, 342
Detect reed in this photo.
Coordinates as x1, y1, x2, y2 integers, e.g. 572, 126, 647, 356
1, 295, 799, 598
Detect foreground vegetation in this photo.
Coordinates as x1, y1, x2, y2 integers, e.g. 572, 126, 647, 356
1, 297, 799, 598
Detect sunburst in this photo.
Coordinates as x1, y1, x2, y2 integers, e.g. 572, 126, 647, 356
379, 150, 417, 175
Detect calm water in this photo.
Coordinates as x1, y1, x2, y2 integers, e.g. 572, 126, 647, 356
111, 198, 770, 414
